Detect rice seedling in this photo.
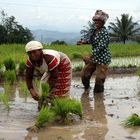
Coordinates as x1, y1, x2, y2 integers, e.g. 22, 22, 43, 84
4, 70, 16, 85
123, 113, 140, 127
3, 58, 16, 71
38, 83, 50, 110
19, 81, 28, 101
35, 106, 55, 129
18, 61, 25, 75
27, 106, 55, 132
72, 53, 82, 59
72, 65, 83, 72
0, 82, 10, 111
52, 98, 83, 123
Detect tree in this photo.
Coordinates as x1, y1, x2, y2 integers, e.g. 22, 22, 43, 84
51, 40, 67, 45
0, 10, 34, 44
108, 14, 140, 44
80, 21, 95, 42
0, 24, 7, 44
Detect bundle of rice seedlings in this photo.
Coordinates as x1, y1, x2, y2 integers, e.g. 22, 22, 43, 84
38, 83, 50, 110
52, 98, 83, 123
27, 106, 55, 132
19, 81, 28, 101
67, 99, 83, 119
4, 70, 16, 85
41, 83, 50, 97
123, 113, 140, 127
35, 106, 55, 128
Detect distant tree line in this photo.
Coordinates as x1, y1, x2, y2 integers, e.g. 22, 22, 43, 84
0, 10, 34, 44
80, 14, 140, 44
50, 40, 67, 45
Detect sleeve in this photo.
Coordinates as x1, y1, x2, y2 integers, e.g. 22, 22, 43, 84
25, 61, 34, 90
26, 59, 34, 68
48, 57, 59, 71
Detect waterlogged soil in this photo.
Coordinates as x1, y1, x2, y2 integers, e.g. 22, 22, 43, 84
0, 74, 140, 140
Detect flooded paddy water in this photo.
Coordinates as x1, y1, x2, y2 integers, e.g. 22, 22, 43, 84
0, 74, 140, 140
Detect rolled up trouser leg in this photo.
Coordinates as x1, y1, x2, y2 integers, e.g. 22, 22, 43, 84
94, 64, 108, 93
81, 62, 96, 90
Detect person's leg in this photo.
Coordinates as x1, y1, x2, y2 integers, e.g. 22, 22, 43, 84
94, 64, 108, 93
81, 62, 96, 92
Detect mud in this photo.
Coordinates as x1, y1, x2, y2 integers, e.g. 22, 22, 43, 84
0, 75, 140, 140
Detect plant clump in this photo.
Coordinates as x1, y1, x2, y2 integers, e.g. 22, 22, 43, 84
52, 98, 82, 123
29, 83, 83, 132
123, 113, 140, 127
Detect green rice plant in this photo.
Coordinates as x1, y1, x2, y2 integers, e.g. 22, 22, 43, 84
0, 83, 10, 111
38, 83, 50, 110
35, 106, 55, 128
41, 83, 50, 97
52, 98, 83, 123
3, 58, 16, 71
19, 81, 28, 101
4, 70, 16, 85
18, 61, 26, 75
0, 93, 10, 111
72, 65, 83, 72
123, 113, 140, 127
72, 53, 82, 59
67, 99, 83, 119
33, 79, 40, 91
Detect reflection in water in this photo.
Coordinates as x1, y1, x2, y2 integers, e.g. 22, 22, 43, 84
81, 92, 108, 140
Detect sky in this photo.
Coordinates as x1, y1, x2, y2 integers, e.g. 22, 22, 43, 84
0, 0, 140, 32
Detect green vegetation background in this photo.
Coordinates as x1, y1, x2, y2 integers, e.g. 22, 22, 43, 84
0, 43, 140, 63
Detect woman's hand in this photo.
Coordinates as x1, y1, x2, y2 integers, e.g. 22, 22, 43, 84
82, 55, 93, 64
29, 88, 39, 101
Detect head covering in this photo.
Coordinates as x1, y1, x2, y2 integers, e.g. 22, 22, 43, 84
25, 41, 43, 52
92, 10, 109, 23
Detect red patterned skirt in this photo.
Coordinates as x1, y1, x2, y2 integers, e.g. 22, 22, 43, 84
49, 53, 72, 97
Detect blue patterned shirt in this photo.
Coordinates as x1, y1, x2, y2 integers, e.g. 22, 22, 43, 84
89, 26, 111, 65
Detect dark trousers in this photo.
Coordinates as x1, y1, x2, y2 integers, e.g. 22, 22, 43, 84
81, 62, 108, 93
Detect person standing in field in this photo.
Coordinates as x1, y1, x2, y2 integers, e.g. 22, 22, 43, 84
25, 41, 72, 106
79, 10, 111, 93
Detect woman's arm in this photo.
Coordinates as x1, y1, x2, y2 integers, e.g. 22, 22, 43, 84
25, 66, 39, 101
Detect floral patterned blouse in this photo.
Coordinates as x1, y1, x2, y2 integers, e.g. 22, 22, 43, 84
89, 26, 111, 65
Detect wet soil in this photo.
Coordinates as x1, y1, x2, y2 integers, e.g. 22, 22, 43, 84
0, 75, 140, 140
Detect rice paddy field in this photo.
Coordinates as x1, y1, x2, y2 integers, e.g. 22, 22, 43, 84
0, 43, 140, 140
0, 43, 140, 62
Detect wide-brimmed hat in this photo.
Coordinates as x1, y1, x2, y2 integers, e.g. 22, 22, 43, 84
25, 41, 43, 52
92, 10, 109, 23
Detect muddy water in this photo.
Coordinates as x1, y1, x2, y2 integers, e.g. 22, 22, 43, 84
0, 75, 140, 140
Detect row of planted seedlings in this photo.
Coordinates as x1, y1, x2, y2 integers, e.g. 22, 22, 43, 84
0, 57, 26, 111
28, 83, 83, 132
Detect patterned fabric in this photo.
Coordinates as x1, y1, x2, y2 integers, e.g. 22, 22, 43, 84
49, 53, 72, 97
89, 26, 111, 65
